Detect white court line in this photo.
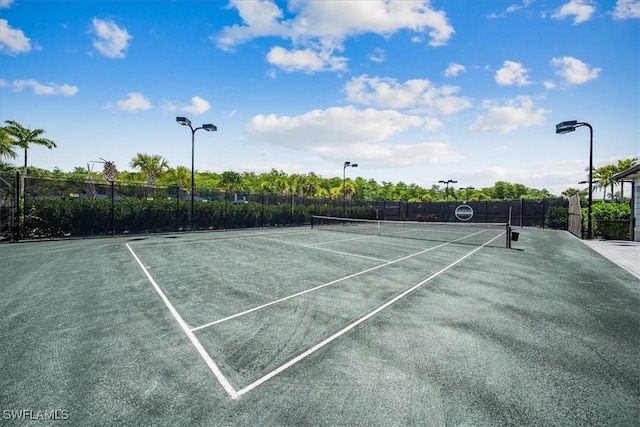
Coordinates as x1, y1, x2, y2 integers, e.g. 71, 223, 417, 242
233, 231, 506, 398
130, 228, 314, 248
303, 234, 379, 246
126, 243, 239, 400
190, 228, 491, 332
257, 236, 390, 262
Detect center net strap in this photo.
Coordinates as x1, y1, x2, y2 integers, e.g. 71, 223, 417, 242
311, 215, 510, 248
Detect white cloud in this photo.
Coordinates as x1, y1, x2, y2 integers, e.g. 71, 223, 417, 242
488, 0, 533, 18
91, 18, 132, 59
423, 117, 445, 132
214, 0, 286, 52
543, 80, 557, 89
444, 63, 466, 78
0, 19, 31, 55
337, 141, 464, 167
7, 79, 78, 96
180, 96, 211, 115
266, 46, 348, 73
214, 0, 454, 73
612, 0, 640, 19
247, 105, 461, 166
551, 56, 601, 84
0, 0, 14, 8
344, 75, 471, 115
247, 106, 423, 147
115, 92, 151, 112
552, 0, 596, 24
216, 0, 454, 48
506, 0, 533, 13
368, 48, 385, 63
495, 60, 532, 86
469, 96, 549, 134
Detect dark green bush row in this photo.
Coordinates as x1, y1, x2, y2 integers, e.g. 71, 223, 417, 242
22, 198, 377, 238
587, 202, 632, 240
545, 206, 568, 230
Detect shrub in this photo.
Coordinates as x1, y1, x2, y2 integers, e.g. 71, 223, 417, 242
589, 202, 632, 240
545, 206, 568, 230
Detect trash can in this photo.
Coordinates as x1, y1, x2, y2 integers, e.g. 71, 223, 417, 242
511, 231, 519, 242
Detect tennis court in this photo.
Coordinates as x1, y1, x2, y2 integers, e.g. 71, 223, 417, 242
1, 221, 638, 426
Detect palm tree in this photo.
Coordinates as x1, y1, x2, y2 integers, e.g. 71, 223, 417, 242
593, 164, 617, 200
617, 157, 638, 172
3, 120, 57, 183
167, 166, 190, 199
0, 126, 19, 160
219, 171, 243, 192
129, 153, 169, 195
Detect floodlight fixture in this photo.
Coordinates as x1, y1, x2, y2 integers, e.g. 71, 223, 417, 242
176, 117, 192, 127
555, 120, 579, 134
438, 179, 457, 200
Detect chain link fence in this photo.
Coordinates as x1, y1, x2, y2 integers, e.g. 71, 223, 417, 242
3, 173, 576, 241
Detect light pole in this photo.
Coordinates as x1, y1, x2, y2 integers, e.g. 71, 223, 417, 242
438, 179, 457, 201
461, 186, 474, 201
556, 120, 593, 239
176, 116, 217, 230
343, 161, 358, 216
578, 179, 599, 201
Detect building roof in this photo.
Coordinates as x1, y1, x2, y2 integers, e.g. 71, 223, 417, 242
612, 163, 640, 181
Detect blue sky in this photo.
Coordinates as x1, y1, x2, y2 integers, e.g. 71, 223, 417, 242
1, 0, 638, 195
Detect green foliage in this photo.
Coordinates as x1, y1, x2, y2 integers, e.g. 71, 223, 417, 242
21, 195, 378, 238
589, 202, 632, 240
27, 162, 562, 202
545, 206, 568, 230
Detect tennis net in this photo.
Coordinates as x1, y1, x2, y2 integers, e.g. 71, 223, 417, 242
311, 215, 511, 248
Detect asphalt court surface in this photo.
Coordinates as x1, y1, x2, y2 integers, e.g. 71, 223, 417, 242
1, 226, 638, 426
126, 228, 502, 390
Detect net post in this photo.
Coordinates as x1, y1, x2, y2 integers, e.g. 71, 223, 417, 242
310, 215, 314, 229
507, 206, 512, 248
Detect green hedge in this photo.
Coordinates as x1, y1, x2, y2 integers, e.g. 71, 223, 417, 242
22, 198, 377, 238
545, 206, 568, 230
587, 202, 632, 240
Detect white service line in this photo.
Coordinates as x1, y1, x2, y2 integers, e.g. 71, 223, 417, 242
303, 234, 379, 246
190, 228, 491, 332
126, 243, 239, 399
130, 228, 314, 248
233, 231, 505, 398
256, 236, 390, 262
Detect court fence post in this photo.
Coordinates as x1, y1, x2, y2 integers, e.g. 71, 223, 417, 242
13, 171, 20, 241
261, 192, 265, 228
110, 181, 115, 236
224, 191, 228, 230
175, 186, 180, 231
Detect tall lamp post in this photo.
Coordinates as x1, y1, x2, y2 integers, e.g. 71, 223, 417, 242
438, 179, 457, 201
461, 186, 474, 201
343, 161, 358, 216
176, 116, 217, 230
556, 120, 593, 239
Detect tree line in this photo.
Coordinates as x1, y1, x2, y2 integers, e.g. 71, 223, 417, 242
1, 119, 636, 202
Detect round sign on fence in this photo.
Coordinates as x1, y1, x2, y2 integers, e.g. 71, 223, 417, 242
455, 204, 474, 221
